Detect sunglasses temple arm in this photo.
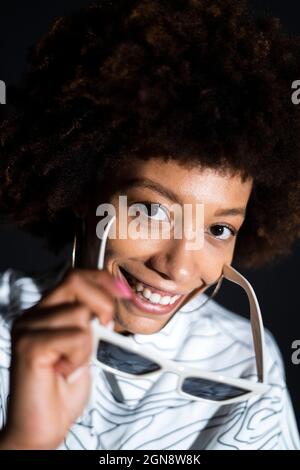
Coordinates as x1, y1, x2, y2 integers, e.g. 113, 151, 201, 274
222, 265, 266, 383
97, 215, 116, 270
248, 293, 265, 382
94, 215, 127, 402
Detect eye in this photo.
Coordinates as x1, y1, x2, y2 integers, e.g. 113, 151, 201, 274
209, 224, 237, 241
130, 202, 170, 222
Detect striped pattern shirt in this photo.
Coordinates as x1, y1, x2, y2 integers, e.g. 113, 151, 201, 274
0, 262, 299, 450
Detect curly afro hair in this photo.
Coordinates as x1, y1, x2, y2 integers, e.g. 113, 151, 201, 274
1, 0, 300, 269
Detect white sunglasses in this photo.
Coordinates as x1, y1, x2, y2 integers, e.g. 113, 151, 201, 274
81, 215, 270, 405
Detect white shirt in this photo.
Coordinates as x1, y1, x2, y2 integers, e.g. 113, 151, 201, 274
0, 262, 299, 450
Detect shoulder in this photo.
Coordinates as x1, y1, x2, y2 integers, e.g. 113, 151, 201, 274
197, 296, 285, 370
0, 261, 69, 326
0, 262, 70, 427
0, 261, 70, 373
196, 298, 300, 449
176, 294, 286, 386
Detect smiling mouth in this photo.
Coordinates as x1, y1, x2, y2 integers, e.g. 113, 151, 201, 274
118, 266, 186, 315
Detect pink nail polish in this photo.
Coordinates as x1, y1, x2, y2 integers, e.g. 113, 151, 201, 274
106, 320, 115, 331
113, 279, 132, 298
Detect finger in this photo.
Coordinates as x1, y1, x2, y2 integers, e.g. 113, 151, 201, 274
66, 363, 90, 384
12, 327, 93, 379
35, 276, 121, 325
80, 269, 132, 298
38, 269, 131, 309
14, 303, 93, 331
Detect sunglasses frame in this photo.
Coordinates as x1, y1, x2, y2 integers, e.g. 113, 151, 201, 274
82, 214, 270, 404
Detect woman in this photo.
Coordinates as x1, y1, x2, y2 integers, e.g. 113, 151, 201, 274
0, 0, 300, 450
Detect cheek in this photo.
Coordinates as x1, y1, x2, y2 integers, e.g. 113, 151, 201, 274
224, 240, 236, 265
199, 241, 235, 284
106, 237, 164, 260
218, 248, 235, 279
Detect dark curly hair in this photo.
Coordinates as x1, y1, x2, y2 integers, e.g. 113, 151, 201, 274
1, 0, 300, 269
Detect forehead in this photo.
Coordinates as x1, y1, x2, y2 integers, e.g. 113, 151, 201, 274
118, 157, 253, 207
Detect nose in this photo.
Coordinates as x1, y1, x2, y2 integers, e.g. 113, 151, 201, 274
145, 238, 223, 287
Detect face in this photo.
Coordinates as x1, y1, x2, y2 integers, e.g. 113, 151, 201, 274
79, 158, 253, 335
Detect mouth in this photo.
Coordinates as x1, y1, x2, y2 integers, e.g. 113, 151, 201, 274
117, 266, 187, 316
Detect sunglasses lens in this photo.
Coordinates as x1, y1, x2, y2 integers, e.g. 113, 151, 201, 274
182, 376, 249, 401
96, 340, 161, 375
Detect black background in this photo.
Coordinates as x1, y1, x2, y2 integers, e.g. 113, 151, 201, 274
0, 0, 300, 429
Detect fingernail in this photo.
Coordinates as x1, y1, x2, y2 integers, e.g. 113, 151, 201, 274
66, 365, 87, 384
113, 279, 132, 298
106, 320, 115, 331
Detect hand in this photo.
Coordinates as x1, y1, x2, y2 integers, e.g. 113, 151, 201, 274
0, 268, 131, 449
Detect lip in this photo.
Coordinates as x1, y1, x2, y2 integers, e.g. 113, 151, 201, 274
119, 267, 184, 296
117, 267, 187, 315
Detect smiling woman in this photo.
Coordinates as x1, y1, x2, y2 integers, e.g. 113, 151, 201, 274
0, 0, 300, 451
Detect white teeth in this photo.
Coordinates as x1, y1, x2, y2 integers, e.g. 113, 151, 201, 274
136, 282, 144, 292
149, 293, 161, 304
160, 296, 171, 305
170, 294, 180, 304
131, 278, 181, 306
142, 288, 152, 299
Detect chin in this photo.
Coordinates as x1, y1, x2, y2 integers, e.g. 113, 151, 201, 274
114, 305, 175, 335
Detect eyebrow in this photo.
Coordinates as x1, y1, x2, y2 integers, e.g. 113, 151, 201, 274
214, 207, 246, 217
119, 177, 246, 218
118, 177, 182, 205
